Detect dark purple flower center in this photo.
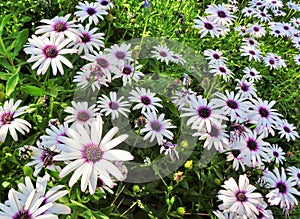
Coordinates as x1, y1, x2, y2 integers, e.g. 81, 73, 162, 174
44, 45, 58, 58
213, 54, 220, 59
249, 40, 255, 45
241, 83, 249, 91
260, 12, 266, 17
276, 182, 287, 193
2, 113, 13, 124
219, 67, 226, 73
283, 126, 291, 133
141, 96, 151, 105
159, 51, 168, 57
297, 173, 300, 179
97, 58, 109, 68
109, 102, 119, 110
81, 33, 91, 43
116, 51, 126, 60
273, 151, 279, 157
257, 211, 264, 219
97, 178, 104, 187
275, 30, 280, 34
83, 144, 102, 163
13, 210, 31, 219
54, 22, 67, 32
236, 191, 247, 202
204, 22, 213, 30
197, 107, 211, 118
87, 7, 96, 15
247, 138, 258, 151
232, 150, 241, 158
283, 26, 289, 30
254, 27, 260, 32
77, 111, 90, 122
226, 100, 238, 109
150, 121, 162, 132
122, 66, 132, 75
250, 71, 255, 76
100, 0, 109, 6
256, 2, 263, 6
249, 50, 255, 55
41, 149, 59, 166
258, 107, 269, 118
269, 59, 275, 65
217, 11, 226, 18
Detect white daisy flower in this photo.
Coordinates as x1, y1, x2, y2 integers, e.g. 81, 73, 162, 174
40, 122, 69, 148
276, 119, 299, 142
287, 166, 300, 186
64, 101, 100, 127
246, 23, 266, 38
242, 7, 256, 17
129, 87, 163, 113
24, 141, 61, 176
105, 43, 133, 65
240, 44, 262, 62
205, 3, 237, 26
24, 32, 77, 76
69, 24, 105, 55
97, 0, 114, 9
263, 52, 286, 69
54, 116, 134, 194
267, 144, 285, 165
253, 8, 272, 23
160, 141, 179, 161
243, 67, 262, 82
172, 88, 196, 110
112, 61, 144, 86
141, 111, 176, 145
209, 63, 234, 81
181, 95, 227, 131
35, 14, 79, 41
235, 78, 258, 98
217, 174, 263, 218
151, 44, 174, 65
75, 1, 108, 25
193, 17, 222, 38
262, 167, 300, 211
15, 175, 71, 215
0, 99, 31, 142
225, 149, 246, 172
97, 92, 131, 119
203, 49, 228, 65
0, 188, 57, 219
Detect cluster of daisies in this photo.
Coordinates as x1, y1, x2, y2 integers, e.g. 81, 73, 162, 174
1, 0, 300, 218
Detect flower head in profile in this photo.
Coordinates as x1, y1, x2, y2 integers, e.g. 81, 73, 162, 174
54, 116, 134, 194
24, 32, 77, 76
217, 174, 263, 218
0, 99, 31, 142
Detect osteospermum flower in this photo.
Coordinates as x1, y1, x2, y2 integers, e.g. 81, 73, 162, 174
262, 167, 300, 211
97, 92, 131, 119
217, 174, 263, 218
193, 17, 222, 38
203, 49, 228, 65
23, 141, 61, 176
263, 52, 286, 69
287, 166, 300, 186
172, 88, 196, 110
64, 101, 100, 127
231, 129, 270, 168
69, 24, 105, 55
193, 124, 229, 151
0, 99, 31, 142
160, 141, 179, 161
24, 32, 77, 76
209, 63, 234, 81
226, 149, 246, 172
141, 111, 176, 145
247, 98, 282, 137
15, 175, 71, 215
205, 3, 237, 26
267, 144, 285, 165
246, 23, 266, 38
40, 122, 69, 148
243, 67, 262, 82
35, 14, 79, 41
181, 95, 227, 131
112, 61, 144, 86
240, 44, 262, 62
97, 0, 114, 9
129, 87, 163, 113
276, 119, 299, 142
54, 116, 134, 194
213, 90, 251, 123
151, 44, 174, 65
0, 189, 58, 219
235, 77, 257, 98
75, 1, 108, 25
105, 43, 133, 65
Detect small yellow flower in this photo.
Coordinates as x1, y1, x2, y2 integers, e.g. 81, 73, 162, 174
177, 207, 186, 215
180, 140, 189, 148
173, 171, 184, 181
184, 160, 193, 169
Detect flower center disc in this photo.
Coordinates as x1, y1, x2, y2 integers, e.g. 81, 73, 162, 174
197, 107, 211, 118
141, 96, 151, 105
259, 107, 269, 117
44, 45, 58, 58
2, 113, 13, 124
84, 145, 102, 163
116, 51, 126, 59
109, 102, 119, 110
87, 7, 96, 15
204, 22, 213, 30
54, 22, 67, 32
14, 210, 31, 219
122, 66, 132, 75
227, 100, 238, 109
276, 182, 287, 193
150, 121, 162, 132
236, 191, 247, 202
97, 58, 109, 68
77, 111, 90, 122
81, 33, 91, 43
247, 139, 258, 151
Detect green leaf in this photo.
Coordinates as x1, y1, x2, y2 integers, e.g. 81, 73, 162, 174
14, 29, 29, 56
0, 57, 13, 72
22, 85, 45, 96
69, 200, 89, 210
0, 15, 11, 36
0, 72, 12, 80
6, 73, 19, 96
